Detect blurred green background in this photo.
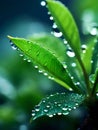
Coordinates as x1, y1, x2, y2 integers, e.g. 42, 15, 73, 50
0, 0, 98, 130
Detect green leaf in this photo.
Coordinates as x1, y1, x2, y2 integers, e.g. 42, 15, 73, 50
31, 92, 85, 121
8, 36, 77, 91
46, 0, 81, 58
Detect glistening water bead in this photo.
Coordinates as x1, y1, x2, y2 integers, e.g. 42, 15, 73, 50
40, 1, 46, 6
10, 40, 17, 50
66, 50, 75, 57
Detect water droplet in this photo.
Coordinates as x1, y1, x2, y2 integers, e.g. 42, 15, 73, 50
52, 31, 63, 38
47, 12, 50, 15
44, 73, 48, 76
90, 27, 98, 36
44, 109, 48, 112
48, 76, 54, 80
91, 60, 93, 63
73, 107, 76, 109
62, 108, 67, 111
40, 1, 46, 6
58, 113, 62, 115
66, 50, 75, 57
63, 39, 68, 45
96, 93, 98, 96
10, 41, 17, 50
39, 70, 43, 73
32, 113, 35, 116
58, 104, 61, 107
19, 53, 23, 57
63, 112, 69, 115
81, 44, 87, 53
52, 23, 57, 29
75, 82, 80, 85
71, 76, 74, 79
34, 65, 38, 69
68, 108, 71, 111
69, 88, 73, 91
46, 105, 50, 108
23, 58, 27, 61
62, 62, 67, 69
27, 59, 31, 62
48, 114, 53, 117
35, 105, 40, 112
75, 103, 78, 106
71, 63, 76, 67
50, 16, 53, 20
42, 100, 46, 103
54, 102, 57, 105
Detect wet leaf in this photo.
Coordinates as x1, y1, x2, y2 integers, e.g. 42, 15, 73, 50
8, 36, 77, 91
46, 0, 81, 58
31, 92, 85, 121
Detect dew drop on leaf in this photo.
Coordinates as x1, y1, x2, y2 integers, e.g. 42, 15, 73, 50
40, 1, 46, 6
44, 73, 48, 76
10, 41, 17, 50
90, 27, 98, 36
48, 114, 53, 118
27, 59, 31, 63
66, 50, 75, 57
62, 108, 67, 111
63, 112, 69, 115
58, 113, 62, 115
23, 58, 27, 61
34, 65, 38, 69
50, 16, 53, 20
96, 93, 98, 96
58, 104, 61, 107
19, 53, 24, 57
52, 31, 63, 38
44, 109, 48, 113
71, 63, 76, 67
52, 23, 57, 29
91, 60, 93, 63
35, 105, 40, 112
81, 44, 87, 53
63, 39, 68, 45
71, 76, 74, 79
38, 70, 43, 73
46, 105, 50, 108
47, 11, 51, 15
32, 113, 35, 116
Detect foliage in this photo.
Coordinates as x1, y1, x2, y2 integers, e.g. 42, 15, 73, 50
7, 0, 98, 127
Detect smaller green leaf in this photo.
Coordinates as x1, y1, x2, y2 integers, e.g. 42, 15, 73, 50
46, 0, 81, 58
31, 92, 85, 121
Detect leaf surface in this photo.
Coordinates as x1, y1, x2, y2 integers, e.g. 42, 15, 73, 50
31, 92, 85, 120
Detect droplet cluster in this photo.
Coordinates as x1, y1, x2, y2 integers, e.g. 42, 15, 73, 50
31, 92, 85, 120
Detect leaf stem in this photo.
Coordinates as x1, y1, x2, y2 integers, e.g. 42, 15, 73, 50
77, 55, 90, 95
